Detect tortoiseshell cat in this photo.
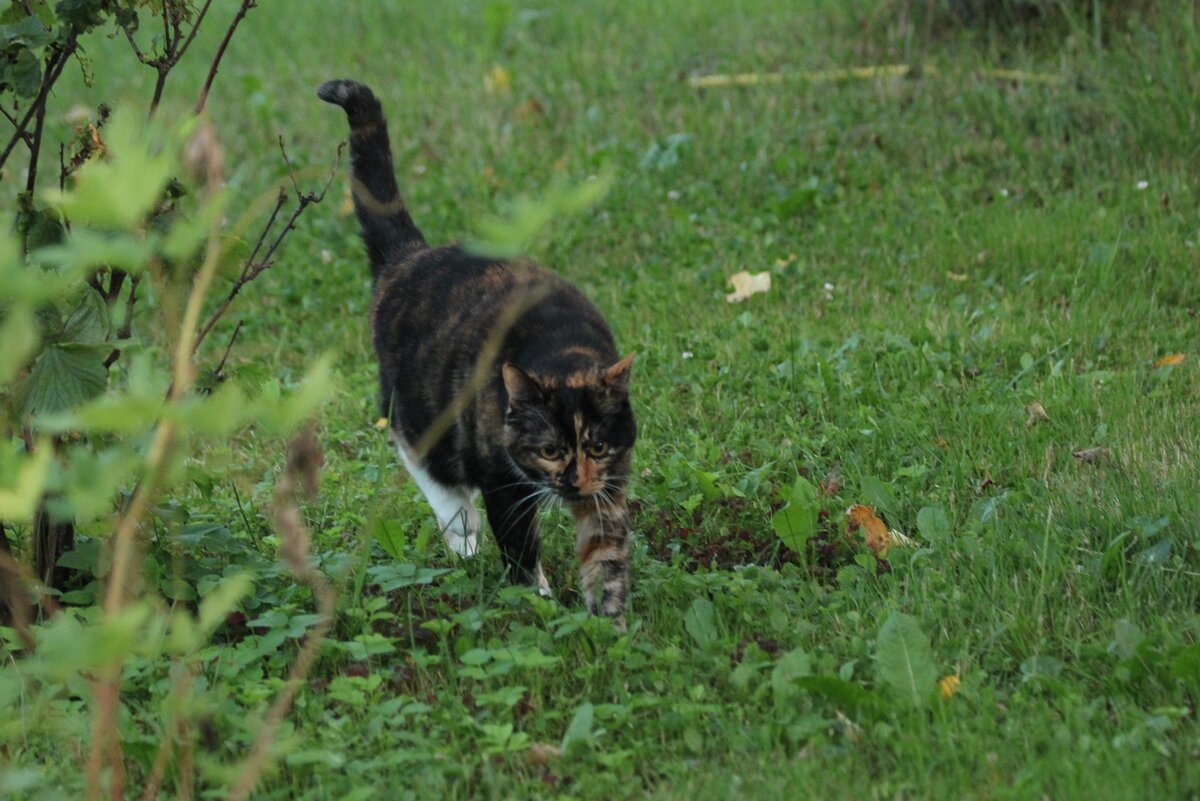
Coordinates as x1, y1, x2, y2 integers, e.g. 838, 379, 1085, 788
318, 80, 636, 620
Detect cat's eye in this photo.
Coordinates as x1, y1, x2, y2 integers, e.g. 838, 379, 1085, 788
585, 442, 609, 458
538, 444, 563, 460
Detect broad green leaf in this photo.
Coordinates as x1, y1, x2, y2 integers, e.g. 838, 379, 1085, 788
20, 343, 109, 418
0, 305, 39, 384
55, 539, 100, 574
860, 476, 899, 518
35, 229, 158, 274
259, 353, 334, 433
770, 647, 812, 701
9, 46, 40, 98
57, 288, 110, 345
0, 446, 51, 522
40, 390, 163, 435
561, 701, 594, 754
51, 445, 139, 522
772, 476, 818, 553
467, 173, 612, 259
161, 191, 225, 263
683, 597, 718, 647
876, 611, 937, 708
197, 572, 253, 639
371, 518, 407, 559
916, 505, 950, 543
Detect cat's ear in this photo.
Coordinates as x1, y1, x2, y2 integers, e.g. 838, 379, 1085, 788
502, 362, 543, 407
603, 352, 636, 392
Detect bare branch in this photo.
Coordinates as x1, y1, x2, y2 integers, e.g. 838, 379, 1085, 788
175, 0, 215, 62
194, 0, 256, 116
191, 142, 342, 357
0, 35, 78, 171
103, 275, 140, 369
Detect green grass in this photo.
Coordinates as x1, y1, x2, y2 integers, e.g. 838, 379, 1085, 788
5, 1, 1200, 798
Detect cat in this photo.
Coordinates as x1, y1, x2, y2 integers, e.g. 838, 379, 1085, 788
317, 79, 637, 621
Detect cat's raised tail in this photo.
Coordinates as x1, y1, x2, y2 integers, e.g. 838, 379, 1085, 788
317, 79, 426, 278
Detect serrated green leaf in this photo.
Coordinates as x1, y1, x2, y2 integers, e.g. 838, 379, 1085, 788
467, 173, 612, 259
35, 229, 157, 274
161, 192, 225, 264
0, 445, 52, 522
20, 343, 108, 418
259, 353, 334, 433
0, 305, 40, 384
772, 476, 817, 553
46, 111, 174, 230
770, 647, 812, 701
9, 46, 40, 97
371, 518, 407, 559
57, 288, 110, 345
876, 611, 937, 708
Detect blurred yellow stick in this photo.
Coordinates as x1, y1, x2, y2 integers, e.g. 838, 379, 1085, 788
687, 64, 1062, 88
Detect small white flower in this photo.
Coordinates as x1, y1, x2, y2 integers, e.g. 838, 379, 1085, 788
999, 188, 1009, 198
320, 249, 333, 264
413, 164, 427, 175
823, 282, 834, 291
667, 190, 680, 201
681, 351, 694, 360
1136, 180, 1148, 190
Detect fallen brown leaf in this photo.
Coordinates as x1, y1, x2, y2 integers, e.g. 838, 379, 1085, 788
1026, 401, 1050, 427
1155, 353, 1185, 368
525, 743, 562, 768
1073, 446, 1111, 464
484, 65, 512, 96
725, 271, 771, 303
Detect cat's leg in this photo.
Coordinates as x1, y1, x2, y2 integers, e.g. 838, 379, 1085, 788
394, 443, 480, 557
571, 495, 631, 625
482, 485, 550, 597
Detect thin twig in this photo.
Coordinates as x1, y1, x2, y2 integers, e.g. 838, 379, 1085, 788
194, 0, 256, 116
190, 142, 341, 357
86, 154, 227, 801
214, 319, 243, 379
24, 92, 47, 193
228, 428, 332, 801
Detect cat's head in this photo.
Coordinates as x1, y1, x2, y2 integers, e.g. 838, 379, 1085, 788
501, 354, 637, 501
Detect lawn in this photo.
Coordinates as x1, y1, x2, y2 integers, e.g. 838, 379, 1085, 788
3, 1, 1200, 799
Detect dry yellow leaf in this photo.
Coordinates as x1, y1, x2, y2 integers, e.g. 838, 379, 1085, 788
939, 674, 961, 699
484, 65, 512, 96
1026, 401, 1050, 426
725, 271, 771, 303
373, 418, 389, 430
1155, 353, 1185, 368
525, 743, 562, 767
